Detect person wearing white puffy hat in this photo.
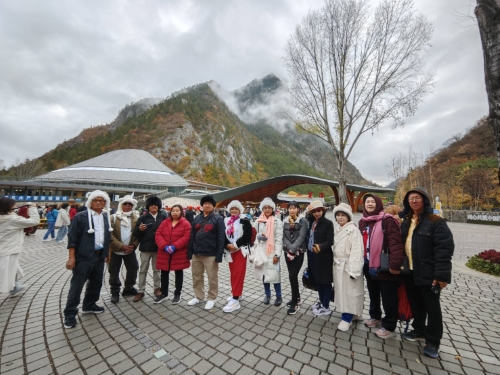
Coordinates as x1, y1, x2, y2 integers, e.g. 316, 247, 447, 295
108, 195, 140, 304
249, 197, 284, 306
63, 190, 113, 329
332, 203, 364, 331
222, 200, 253, 313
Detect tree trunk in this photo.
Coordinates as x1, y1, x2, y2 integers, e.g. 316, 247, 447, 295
337, 158, 349, 204
475, 0, 500, 184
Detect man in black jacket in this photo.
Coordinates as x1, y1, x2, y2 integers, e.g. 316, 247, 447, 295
63, 190, 113, 329
400, 187, 454, 359
187, 195, 225, 310
133, 196, 165, 302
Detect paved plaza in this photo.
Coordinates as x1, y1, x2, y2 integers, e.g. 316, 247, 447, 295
1, 215, 500, 375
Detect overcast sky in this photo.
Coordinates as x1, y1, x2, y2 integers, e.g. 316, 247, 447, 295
0, 0, 487, 185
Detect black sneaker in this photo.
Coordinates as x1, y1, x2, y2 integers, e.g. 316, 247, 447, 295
110, 294, 119, 304
423, 343, 439, 358
154, 294, 167, 304
402, 330, 425, 342
122, 287, 138, 296
263, 295, 271, 305
274, 297, 282, 306
64, 320, 77, 329
172, 294, 181, 304
287, 304, 300, 315
81, 304, 105, 314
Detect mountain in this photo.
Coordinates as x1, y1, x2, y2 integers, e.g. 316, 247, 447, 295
24, 77, 369, 190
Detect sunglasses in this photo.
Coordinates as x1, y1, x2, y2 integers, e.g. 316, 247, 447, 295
310, 208, 323, 214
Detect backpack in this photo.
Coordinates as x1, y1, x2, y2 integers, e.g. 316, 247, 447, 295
398, 283, 413, 332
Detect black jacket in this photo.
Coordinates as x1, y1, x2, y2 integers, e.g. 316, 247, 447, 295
282, 216, 308, 254
133, 212, 165, 252
185, 210, 195, 223
188, 212, 225, 262
224, 217, 252, 249
307, 215, 334, 284
67, 211, 111, 262
400, 187, 454, 286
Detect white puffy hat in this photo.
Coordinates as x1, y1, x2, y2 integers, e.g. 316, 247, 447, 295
117, 194, 138, 212
85, 190, 113, 234
227, 200, 244, 214
332, 202, 353, 221
259, 197, 276, 210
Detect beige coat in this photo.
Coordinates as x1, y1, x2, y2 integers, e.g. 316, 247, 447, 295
332, 221, 364, 315
110, 213, 139, 255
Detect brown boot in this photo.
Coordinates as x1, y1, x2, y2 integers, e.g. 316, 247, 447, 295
154, 288, 162, 297
133, 292, 144, 302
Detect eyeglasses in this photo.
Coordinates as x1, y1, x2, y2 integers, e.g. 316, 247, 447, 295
408, 197, 423, 202
310, 208, 323, 214
92, 199, 105, 203
122, 203, 133, 206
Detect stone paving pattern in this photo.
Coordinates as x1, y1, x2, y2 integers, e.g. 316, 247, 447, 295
1, 213, 500, 375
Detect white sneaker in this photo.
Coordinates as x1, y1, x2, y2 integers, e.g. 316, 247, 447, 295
226, 295, 243, 302
315, 307, 332, 316
42, 239, 51, 242
204, 300, 215, 310
187, 298, 201, 306
338, 320, 352, 331
223, 299, 240, 313
311, 302, 323, 314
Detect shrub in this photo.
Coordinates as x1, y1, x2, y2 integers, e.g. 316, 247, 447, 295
466, 249, 500, 276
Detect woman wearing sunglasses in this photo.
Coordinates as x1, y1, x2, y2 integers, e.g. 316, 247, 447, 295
250, 197, 283, 306
306, 200, 334, 316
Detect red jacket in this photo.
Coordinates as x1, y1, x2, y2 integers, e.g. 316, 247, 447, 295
69, 207, 77, 220
155, 217, 191, 271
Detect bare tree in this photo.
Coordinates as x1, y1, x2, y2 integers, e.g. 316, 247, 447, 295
284, 0, 433, 202
475, 0, 500, 184
11, 158, 45, 180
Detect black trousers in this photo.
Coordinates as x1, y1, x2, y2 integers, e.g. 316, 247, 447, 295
405, 273, 443, 347
285, 251, 304, 304
64, 251, 104, 322
108, 251, 139, 295
363, 264, 400, 331
160, 270, 183, 296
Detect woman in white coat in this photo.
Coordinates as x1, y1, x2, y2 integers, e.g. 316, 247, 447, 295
54, 203, 71, 243
250, 197, 284, 306
0, 198, 40, 296
332, 203, 364, 331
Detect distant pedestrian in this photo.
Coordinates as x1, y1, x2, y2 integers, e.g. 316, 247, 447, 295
155, 204, 191, 304
69, 204, 78, 220
307, 200, 334, 317
63, 190, 113, 329
283, 201, 307, 315
222, 200, 252, 313
55, 203, 71, 243
133, 196, 165, 302
185, 206, 195, 224
400, 188, 454, 359
333, 203, 364, 331
0, 198, 40, 296
250, 198, 283, 307
108, 195, 140, 304
42, 204, 58, 241
187, 195, 225, 310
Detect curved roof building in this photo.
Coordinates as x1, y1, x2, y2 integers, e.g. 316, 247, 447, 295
37, 149, 186, 189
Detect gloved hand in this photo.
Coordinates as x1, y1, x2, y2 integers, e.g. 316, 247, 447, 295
164, 246, 176, 254
257, 234, 267, 242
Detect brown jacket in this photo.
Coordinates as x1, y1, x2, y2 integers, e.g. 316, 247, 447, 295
110, 213, 139, 253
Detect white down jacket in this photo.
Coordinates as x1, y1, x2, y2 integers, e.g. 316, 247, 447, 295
332, 221, 364, 315
249, 216, 283, 283
0, 206, 40, 257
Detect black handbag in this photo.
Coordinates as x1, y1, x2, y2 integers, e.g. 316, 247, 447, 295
302, 268, 317, 291
379, 217, 411, 275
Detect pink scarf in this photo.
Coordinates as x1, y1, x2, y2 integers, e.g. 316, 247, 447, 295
257, 213, 275, 256
226, 215, 239, 237
360, 213, 400, 269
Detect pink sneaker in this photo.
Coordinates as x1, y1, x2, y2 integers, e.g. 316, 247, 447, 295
375, 327, 394, 339
365, 318, 381, 328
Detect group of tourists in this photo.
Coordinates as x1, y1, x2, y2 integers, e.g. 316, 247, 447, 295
0, 185, 454, 360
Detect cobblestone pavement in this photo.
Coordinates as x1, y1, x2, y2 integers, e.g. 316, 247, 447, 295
1, 216, 499, 375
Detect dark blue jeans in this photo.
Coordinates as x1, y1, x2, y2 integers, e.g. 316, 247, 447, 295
316, 283, 331, 309
64, 251, 104, 323
264, 282, 282, 297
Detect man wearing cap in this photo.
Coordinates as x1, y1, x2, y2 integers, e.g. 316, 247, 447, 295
187, 194, 225, 310
400, 187, 454, 359
63, 190, 113, 329
108, 195, 140, 304
133, 196, 165, 302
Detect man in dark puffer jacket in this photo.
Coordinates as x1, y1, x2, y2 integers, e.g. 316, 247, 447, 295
187, 194, 225, 310
400, 187, 454, 359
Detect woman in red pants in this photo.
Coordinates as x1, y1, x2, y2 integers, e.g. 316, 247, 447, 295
222, 200, 252, 313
